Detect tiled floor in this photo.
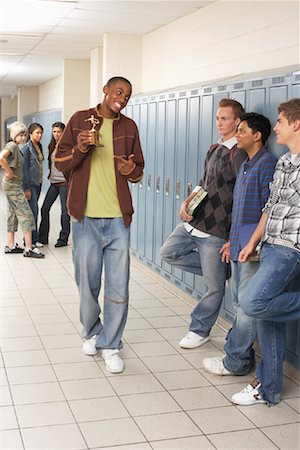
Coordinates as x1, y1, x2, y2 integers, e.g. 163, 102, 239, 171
1, 194, 300, 450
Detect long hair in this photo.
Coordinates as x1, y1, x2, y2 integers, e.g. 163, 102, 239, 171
48, 122, 65, 156
28, 122, 44, 155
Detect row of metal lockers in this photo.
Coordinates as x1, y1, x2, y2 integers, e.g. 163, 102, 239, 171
124, 73, 300, 371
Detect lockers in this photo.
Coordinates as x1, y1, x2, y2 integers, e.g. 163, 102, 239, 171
125, 73, 300, 371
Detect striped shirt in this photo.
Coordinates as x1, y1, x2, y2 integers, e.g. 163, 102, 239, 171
230, 147, 277, 261
262, 151, 300, 251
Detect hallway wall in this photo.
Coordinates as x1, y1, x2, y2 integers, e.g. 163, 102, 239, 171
142, 1, 299, 93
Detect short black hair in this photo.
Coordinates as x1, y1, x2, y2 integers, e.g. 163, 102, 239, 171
106, 76, 132, 88
239, 112, 271, 145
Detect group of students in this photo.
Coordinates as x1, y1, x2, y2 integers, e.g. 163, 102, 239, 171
160, 97, 300, 407
55, 76, 300, 409
0, 121, 70, 258
2, 75, 300, 408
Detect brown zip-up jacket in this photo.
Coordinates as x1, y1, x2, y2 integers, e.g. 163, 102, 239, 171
54, 105, 144, 227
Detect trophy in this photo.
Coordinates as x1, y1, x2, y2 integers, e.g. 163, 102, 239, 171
85, 114, 101, 146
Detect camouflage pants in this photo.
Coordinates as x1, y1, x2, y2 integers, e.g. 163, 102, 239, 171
6, 189, 35, 233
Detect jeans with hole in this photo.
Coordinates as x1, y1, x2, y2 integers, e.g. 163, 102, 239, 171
72, 216, 130, 350
160, 223, 227, 337
223, 261, 258, 374
240, 243, 300, 404
38, 184, 70, 244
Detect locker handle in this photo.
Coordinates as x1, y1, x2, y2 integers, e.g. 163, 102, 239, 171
147, 173, 152, 191
139, 179, 143, 189
176, 179, 180, 199
165, 176, 170, 196
156, 176, 160, 193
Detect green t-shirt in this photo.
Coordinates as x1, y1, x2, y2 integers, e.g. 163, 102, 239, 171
1, 141, 24, 192
84, 118, 122, 218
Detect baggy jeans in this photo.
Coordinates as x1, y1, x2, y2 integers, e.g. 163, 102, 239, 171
72, 216, 130, 350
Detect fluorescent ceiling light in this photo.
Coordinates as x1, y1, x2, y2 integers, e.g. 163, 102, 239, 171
1, 32, 45, 38
1, 52, 25, 56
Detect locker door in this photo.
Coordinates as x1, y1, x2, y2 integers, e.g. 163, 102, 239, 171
231, 90, 246, 110
153, 101, 166, 267
137, 103, 148, 258
145, 102, 157, 262
194, 95, 214, 295
173, 97, 188, 281
268, 85, 288, 157
291, 82, 300, 98
248, 88, 266, 114
130, 104, 140, 252
162, 99, 176, 274
183, 96, 201, 291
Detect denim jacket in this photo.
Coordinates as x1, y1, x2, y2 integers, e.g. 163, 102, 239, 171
21, 140, 43, 189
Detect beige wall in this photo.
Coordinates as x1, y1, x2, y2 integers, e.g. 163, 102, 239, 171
142, 0, 300, 93
62, 59, 90, 123
38, 76, 63, 112
18, 87, 38, 122
0, 97, 17, 148
103, 33, 143, 95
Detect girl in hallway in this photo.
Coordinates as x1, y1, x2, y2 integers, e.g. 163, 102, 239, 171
38, 122, 70, 247
22, 122, 44, 246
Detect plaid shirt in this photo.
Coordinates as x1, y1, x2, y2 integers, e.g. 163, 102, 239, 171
263, 152, 300, 250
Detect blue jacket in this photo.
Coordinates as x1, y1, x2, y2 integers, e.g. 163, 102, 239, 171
21, 140, 43, 189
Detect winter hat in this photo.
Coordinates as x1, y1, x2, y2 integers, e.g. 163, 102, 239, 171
9, 121, 27, 141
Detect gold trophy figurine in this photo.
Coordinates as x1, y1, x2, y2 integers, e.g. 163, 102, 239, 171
85, 115, 100, 146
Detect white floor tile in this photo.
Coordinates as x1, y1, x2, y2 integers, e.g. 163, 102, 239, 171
53, 361, 105, 381
109, 373, 164, 395
120, 391, 182, 416
135, 411, 201, 441
15, 401, 75, 428
6, 364, 56, 385
60, 378, 115, 400
208, 429, 277, 449
79, 418, 146, 448
0, 429, 24, 450
11, 381, 65, 405
69, 396, 129, 422
0, 406, 18, 430
21, 423, 87, 450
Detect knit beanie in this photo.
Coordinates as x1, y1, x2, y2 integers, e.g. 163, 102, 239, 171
9, 121, 27, 141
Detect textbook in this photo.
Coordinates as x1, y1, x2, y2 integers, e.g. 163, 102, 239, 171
186, 187, 208, 216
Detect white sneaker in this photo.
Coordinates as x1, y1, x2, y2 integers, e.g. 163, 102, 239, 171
231, 379, 266, 405
82, 335, 98, 355
35, 242, 44, 248
203, 356, 232, 375
102, 349, 124, 373
179, 331, 209, 349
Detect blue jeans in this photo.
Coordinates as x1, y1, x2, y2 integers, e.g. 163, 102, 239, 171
28, 184, 41, 244
72, 217, 130, 350
223, 261, 258, 374
38, 184, 70, 244
160, 223, 227, 337
240, 243, 300, 404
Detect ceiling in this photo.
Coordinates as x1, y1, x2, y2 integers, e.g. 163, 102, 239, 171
0, 0, 214, 98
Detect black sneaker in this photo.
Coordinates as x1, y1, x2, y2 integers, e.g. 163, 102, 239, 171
23, 248, 45, 259
54, 241, 68, 248
4, 244, 24, 254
